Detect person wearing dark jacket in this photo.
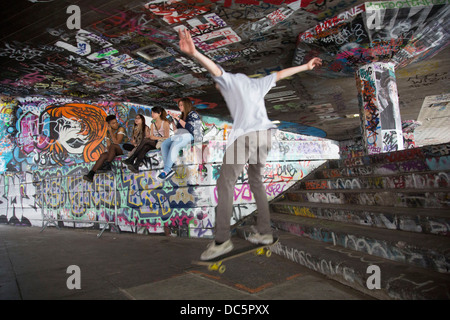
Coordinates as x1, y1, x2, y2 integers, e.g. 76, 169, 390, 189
158, 98, 202, 180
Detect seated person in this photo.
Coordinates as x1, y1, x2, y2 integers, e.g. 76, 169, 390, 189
158, 98, 202, 180
124, 113, 151, 156
83, 114, 127, 182
123, 106, 170, 173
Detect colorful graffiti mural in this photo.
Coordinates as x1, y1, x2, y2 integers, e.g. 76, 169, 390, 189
4, 98, 119, 169
0, 95, 340, 237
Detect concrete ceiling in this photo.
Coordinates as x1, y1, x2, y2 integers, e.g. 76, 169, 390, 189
1, 0, 449, 142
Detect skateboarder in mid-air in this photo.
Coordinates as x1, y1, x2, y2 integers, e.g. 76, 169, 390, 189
177, 28, 322, 261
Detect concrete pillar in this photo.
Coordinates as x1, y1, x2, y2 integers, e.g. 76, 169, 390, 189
355, 62, 403, 155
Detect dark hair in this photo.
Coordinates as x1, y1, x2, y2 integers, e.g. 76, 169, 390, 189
178, 98, 196, 121
151, 106, 168, 121
134, 114, 147, 141
105, 114, 116, 123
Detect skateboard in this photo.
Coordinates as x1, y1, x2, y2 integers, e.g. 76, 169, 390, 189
192, 237, 279, 273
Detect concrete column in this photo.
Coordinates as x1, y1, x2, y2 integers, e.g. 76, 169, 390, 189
355, 62, 403, 155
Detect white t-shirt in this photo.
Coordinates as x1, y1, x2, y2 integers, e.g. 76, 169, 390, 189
213, 67, 277, 148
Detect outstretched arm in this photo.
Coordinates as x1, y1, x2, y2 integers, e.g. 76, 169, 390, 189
178, 28, 222, 77
276, 57, 322, 82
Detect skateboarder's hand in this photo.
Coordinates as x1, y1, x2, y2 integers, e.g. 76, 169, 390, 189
179, 28, 197, 57
178, 27, 223, 77
307, 57, 322, 70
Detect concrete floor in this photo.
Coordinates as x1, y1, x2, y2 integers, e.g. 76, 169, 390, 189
0, 224, 373, 302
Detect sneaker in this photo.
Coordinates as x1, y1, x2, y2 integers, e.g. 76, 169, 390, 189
200, 240, 234, 261
158, 170, 175, 180
247, 232, 274, 245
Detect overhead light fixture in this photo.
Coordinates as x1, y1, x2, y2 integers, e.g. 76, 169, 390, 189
272, 120, 281, 124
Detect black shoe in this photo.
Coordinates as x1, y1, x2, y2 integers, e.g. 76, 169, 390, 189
83, 171, 95, 182
128, 164, 139, 173
122, 157, 134, 165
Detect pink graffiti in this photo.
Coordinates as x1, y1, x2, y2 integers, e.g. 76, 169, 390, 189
213, 183, 253, 203
210, 0, 298, 8
146, 0, 211, 25
17, 112, 50, 154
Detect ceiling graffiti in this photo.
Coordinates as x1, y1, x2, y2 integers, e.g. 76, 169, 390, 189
296, 2, 450, 75
0, 0, 449, 141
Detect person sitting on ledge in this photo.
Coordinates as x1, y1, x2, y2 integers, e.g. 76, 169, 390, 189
123, 106, 170, 173
83, 114, 127, 182
158, 98, 202, 180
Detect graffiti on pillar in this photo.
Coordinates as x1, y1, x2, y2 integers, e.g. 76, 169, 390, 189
356, 65, 380, 154
356, 62, 403, 154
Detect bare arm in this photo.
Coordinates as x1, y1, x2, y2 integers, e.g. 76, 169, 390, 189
144, 126, 151, 139
178, 28, 222, 77
108, 126, 125, 145
276, 57, 322, 82
149, 123, 159, 140
173, 114, 186, 128
179, 28, 321, 82
162, 121, 170, 139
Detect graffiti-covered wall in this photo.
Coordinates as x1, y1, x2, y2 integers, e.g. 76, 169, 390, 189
0, 95, 340, 237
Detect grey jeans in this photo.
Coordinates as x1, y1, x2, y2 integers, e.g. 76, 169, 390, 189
215, 129, 273, 243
